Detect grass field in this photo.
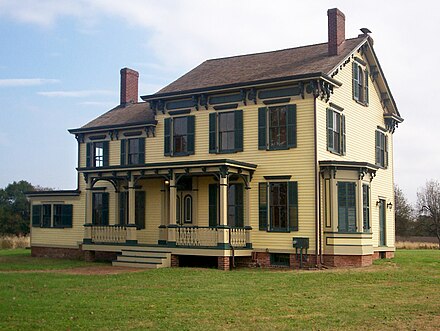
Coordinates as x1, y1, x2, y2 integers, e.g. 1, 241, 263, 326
0, 249, 439, 330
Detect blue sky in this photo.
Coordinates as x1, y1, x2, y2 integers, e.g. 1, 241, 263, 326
0, 0, 439, 203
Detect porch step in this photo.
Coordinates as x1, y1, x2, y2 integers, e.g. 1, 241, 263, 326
112, 249, 171, 269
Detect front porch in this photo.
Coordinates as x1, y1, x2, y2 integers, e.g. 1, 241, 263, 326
80, 159, 256, 267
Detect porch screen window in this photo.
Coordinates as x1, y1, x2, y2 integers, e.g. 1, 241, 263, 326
327, 108, 346, 155
164, 116, 195, 156
362, 184, 370, 232
258, 181, 298, 232
338, 182, 356, 232
120, 138, 145, 165
32, 204, 73, 228
353, 62, 369, 105
258, 105, 296, 150
228, 183, 244, 227
209, 110, 243, 153
92, 192, 109, 226
375, 130, 388, 168
86, 141, 109, 168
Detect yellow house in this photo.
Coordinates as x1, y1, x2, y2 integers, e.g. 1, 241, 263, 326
27, 8, 402, 270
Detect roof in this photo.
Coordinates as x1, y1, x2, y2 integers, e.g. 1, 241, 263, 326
70, 102, 155, 133
154, 37, 366, 96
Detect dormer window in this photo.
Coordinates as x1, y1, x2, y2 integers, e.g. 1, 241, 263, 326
353, 62, 369, 106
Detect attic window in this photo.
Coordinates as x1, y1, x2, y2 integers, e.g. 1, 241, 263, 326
352, 62, 369, 106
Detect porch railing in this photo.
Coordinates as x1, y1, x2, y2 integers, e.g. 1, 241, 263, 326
174, 226, 249, 248
176, 226, 218, 247
91, 225, 127, 243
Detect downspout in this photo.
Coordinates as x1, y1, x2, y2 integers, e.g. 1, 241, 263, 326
313, 95, 322, 268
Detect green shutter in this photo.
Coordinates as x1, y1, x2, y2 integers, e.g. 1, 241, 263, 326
365, 69, 369, 105
375, 131, 380, 165
61, 204, 73, 228
32, 205, 41, 227
102, 193, 109, 226
135, 191, 146, 229
120, 139, 126, 165
236, 183, 244, 227
187, 116, 195, 155
259, 183, 268, 230
288, 182, 298, 231
286, 104, 297, 148
341, 114, 346, 155
103, 141, 109, 166
385, 135, 389, 168
164, 118, 171, 156
235, 110, 243, 152
338, 182, 347, 232
86, 143, 92, 167
258, 107, 267, 150
138, 138, 145, 164
352, 62, 359, 100
327, 108, 333, 151
119, 192, 127, 225
209, 184, 218, 227
209, 112, 217, 153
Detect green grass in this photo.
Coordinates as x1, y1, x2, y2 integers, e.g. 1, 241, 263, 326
0, 250, 439, 330
0, 249, 104, 271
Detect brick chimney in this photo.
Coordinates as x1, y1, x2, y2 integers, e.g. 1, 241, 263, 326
120, 67, 139, 105
327, 8, 345, 56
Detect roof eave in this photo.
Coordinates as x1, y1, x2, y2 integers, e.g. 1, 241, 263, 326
68, 120, 158, 135
141, 72, 342, 101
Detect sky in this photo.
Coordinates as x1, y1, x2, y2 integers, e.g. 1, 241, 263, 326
0, 0, 439, 204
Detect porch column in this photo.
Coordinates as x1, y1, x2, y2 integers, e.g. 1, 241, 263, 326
126, 175, 137, 244
217, 172, 230, 248
244, 185, 252, 248
83, 178, 93, 244
168, 173, 177, 246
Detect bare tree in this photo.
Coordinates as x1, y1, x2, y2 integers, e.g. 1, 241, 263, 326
417, 180, 440, 249
395, 185, 414, 237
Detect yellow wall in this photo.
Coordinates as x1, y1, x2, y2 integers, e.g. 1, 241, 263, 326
317, 49, 395, 250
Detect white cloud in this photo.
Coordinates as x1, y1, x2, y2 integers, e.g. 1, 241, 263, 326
37, 89, 113, 97
0, 78, 59, 87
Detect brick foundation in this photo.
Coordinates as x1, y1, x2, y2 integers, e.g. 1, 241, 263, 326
323, 254, 372, 267
31, 246, 83, 260
373, 251, 394, 260
218, 256, 230, 271
237, 252, 317, 269
171, 255, 179, 267
31, 246, 117, 262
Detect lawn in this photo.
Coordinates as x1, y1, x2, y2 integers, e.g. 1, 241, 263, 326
0, 250, 439, 330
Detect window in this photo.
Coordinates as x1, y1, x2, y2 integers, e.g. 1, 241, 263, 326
164, 116, 195, 156
92, 192, 109, 226
183, 194, 192, 224
228, 183, 244, 227
327, 108, 346, 155
353, 62, 369, 105
119, 191, 146, 229
120, 138, 145, 165
270, 253, 290, 267
338, 182, 356, 232
259, 181, 298, 232
362, 184, 370, 232
86, 141, 109, 167
209, 110, 243, 153
375, 130, 388, 168
31, 204, 73, 228
258, 105, 296, 150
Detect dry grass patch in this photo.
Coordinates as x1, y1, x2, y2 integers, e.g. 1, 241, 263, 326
0, 235, 30, 249
395, 241, 439, 249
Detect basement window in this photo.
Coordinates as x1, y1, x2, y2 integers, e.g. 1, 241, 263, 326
270, 253, 290, 267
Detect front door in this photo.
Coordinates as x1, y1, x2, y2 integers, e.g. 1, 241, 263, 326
176, 192, 193, 225
379, 199, 386, 246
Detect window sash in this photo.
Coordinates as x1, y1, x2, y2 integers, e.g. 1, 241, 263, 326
362, 184, 370, 231
269, 107, 288, 148
128, 139, 140, 165
338, 182, 357, 232
173, 117, 188, 154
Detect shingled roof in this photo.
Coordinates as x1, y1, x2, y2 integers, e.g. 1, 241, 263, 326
69, 102, 155, 133
153, 36, 366, 96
